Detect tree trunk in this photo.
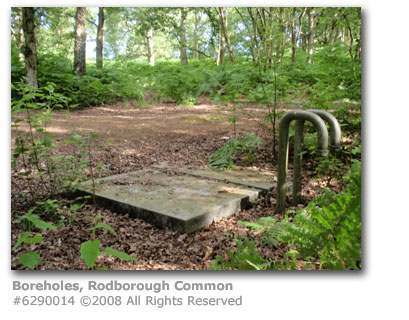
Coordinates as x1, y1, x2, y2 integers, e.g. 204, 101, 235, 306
290, 8, 297, 64
73, 7, 87, 75
193, 12, 200, 59
342, 10, 355, 59
217, 28, 225, 65
96, 7, 104, 69
276, 7, 285, 68
56, 26, 61, 48
328, 12, 338, 46
299, 7, 307, 51
219, 7, 234, 63
22, 7, 38, 88
247, 8, 261, 66
146, 27, 154, 66
234, 8, 256, 64
355, 23, 361, 59
180, 8, 188, 65
307, 8, 318, 64
12, 8, 26, 63
330, 26, 338, 45
265, 8, 274, 68
340, 26, 346, 44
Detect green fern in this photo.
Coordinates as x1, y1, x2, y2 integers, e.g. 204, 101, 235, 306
208, 133, 262, 170
210, 237, 270, 270
209, 161, 361, 270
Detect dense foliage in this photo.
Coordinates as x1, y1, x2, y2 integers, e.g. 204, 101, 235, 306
11, 48, 361, 111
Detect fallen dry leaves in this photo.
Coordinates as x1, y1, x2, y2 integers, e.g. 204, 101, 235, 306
11, 103, 346, 270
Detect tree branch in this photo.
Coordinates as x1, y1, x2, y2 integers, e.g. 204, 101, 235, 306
186, 46, 214, 59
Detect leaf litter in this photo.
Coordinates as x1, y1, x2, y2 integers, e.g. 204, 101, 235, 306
11, 103, 342, 270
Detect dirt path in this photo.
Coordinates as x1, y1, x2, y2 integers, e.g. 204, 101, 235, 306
41, 102, 273, 169
49, 102, 263, 141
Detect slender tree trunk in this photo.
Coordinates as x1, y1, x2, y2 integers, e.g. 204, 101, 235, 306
96, 7, 104, 69
218, 28, 225, 65
73, 7, 87, 75
247, 8, 261, 66
146, 27, 155, 66
290, 8, 297, 64
18, 29, 25, 62
180, 8, 188, 65
22, 7, 38, 88
12, 8, 26, 63
328, 12, 338, 46
355, 23, 361, 59
323, 24, 328, 44
307, 7, 318, 63
55, 25, 61, 48
234, 8, 256, 64
219, 7, 234, 63
298, 7, 307, 51
332, 27, 338, 45
340, 26, 346, 44
193, 12, 200, 59
276, 7, 285, 68
341, 10, 355, 59
265, 8, 274, 68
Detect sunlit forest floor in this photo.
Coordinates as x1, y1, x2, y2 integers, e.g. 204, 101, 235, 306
11, 100, 345, 270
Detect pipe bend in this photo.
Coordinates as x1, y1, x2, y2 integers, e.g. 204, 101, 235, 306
306, 109, 341, 152
280, 110, 329, 156
276, 110, 329, 212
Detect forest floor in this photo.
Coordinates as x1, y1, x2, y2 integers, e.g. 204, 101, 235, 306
11, 99, 330, 270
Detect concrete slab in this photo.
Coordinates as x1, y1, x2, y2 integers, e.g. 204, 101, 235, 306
78, 168, 264, 233
154, 162, 276, 192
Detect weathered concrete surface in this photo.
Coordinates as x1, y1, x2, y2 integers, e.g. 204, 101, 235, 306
78, 168, 266, 233
154, 163, 276, 192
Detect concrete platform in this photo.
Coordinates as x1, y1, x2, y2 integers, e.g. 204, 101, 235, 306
154, 163, 276, 192
79, 166, 276, 233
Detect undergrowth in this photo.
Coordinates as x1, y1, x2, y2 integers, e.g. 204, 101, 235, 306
11, 45, 361, 112
210, 160, 361, 270
11, 83, 136, 270
207, 132, 262, 170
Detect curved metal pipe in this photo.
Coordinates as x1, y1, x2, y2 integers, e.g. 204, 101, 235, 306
276, 110, 328, 213
306, 109, 341, 152
292, 110, 342, 206
293, 119, 305, 206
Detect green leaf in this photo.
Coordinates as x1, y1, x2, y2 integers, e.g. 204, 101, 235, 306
80, 240, 101, 269
239, 221, 264, 230
105, 247, 136, 261
24, 235, 44, 244
88, 223, 116, 235
315, 214, 332, 230
70, 204, 84, 211
13, 232, 31, 250
25, 214, 56, 230
18, 251, 41, 270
